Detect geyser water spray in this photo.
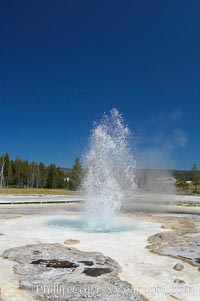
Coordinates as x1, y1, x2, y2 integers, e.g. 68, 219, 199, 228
82, 108, 136, 230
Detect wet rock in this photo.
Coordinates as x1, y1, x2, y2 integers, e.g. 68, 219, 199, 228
83, 267, 112, 277
78, 260, 94, 266
173, 263, 184, 271
148, 230, 200, 267
148, 232, 180, 245
146, 243, 161, 251
162, 218, 196, 231
3, 243, 148, 301
31, 259, 79, 269
173, 279, 185, 284
95, 254, 106, 265
64, 239, 80, 245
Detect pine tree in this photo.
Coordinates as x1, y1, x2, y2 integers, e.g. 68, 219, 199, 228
56, 167, 65, 188
38, 162, 47, 188
0, 155, 5, 188
3, 153, 12, 187
13, 156, 23, 187
191, 163, 200, 192
46, 164, 57, 188
23, 160, 29, 187
176, 172, 188, 191
69, 157, 83, 190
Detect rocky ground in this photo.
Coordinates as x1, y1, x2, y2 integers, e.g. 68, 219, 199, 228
2, 243, 148, 301
1, 194, 200, 301
146, 215, 200, 268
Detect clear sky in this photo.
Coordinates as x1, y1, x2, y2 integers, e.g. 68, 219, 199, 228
0, 0, 200, 169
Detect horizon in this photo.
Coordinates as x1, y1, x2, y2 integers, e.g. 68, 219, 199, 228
1, 1, 200, 169
1, 151, 197, 172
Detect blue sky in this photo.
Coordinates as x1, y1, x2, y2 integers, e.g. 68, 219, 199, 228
0, 0, 200, 169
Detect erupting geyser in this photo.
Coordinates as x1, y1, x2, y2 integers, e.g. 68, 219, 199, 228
82, 108, 136, 230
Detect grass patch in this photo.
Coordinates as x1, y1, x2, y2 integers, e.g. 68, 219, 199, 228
176, 201, 200, 207
0, 188, 75, 195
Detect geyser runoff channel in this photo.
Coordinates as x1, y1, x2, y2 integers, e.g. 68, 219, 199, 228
82, 108, 136, 230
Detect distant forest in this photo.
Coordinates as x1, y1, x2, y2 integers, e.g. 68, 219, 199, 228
136, 168, 199, 181
0, 153, 82, 190
0, 153, 199, 192
136, 165, 200, 193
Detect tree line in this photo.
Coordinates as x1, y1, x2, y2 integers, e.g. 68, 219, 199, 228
1, 152, 198, 193
0, 153, 83, 190
176, 163, 200, 192
135, 165, 200, 193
